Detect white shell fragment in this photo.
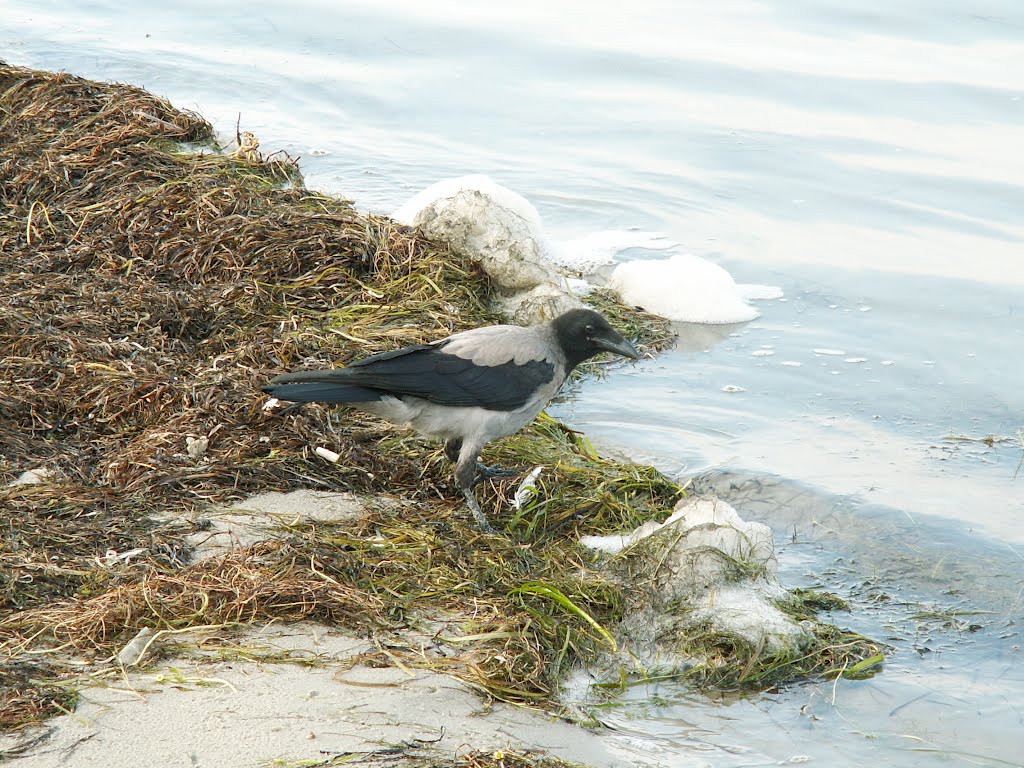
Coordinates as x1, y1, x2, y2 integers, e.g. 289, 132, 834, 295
101, 547, 147, 567
116, 627, 155, 667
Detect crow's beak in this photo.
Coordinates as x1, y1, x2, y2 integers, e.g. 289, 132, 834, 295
595, 333, 641, 360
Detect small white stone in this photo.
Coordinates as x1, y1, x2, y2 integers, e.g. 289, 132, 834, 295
186, 435, 209, 461
8, 468, 52, 486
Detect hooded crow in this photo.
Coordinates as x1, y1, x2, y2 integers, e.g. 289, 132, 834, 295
263, 308, 640, 532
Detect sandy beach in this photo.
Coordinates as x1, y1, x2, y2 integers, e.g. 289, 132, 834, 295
5, 620, 628, 768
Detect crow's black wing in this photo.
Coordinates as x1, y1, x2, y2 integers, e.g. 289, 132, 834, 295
344, 342, 556, 411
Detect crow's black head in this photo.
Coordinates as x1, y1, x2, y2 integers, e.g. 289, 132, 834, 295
550, 309, 640, 370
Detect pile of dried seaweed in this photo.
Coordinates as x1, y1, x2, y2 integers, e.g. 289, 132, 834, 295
0, 64, 683, 732
0, 64, 878, 743
0, 65, 498, 500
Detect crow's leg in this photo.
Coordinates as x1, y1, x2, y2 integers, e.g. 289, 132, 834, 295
454, 443, 498, 534
444, 438, 462, 464
446, 438, 518, 482
460, 485, 497, 535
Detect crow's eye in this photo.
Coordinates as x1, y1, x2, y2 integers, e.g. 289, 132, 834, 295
584, 323, 596, 335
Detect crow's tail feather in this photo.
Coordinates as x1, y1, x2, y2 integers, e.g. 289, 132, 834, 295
263, 370, 382, 404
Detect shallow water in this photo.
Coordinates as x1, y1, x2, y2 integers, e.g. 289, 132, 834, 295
3, 1, 1023, 765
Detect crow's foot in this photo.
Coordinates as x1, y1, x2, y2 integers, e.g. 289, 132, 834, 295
475, 463, 521, 481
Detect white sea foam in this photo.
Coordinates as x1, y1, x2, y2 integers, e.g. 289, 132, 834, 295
548, 230, 676, 274
738, 284, 784, 301
608, 253, 781, 324
394, 178, 672, 281
394, 178, 780, 325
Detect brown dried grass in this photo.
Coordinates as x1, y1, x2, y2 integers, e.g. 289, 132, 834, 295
0, 63, 683, 732
0, 64, 869, 743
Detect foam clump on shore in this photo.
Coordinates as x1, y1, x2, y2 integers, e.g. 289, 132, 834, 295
575, 495, 825, 692
396, 176, 780, 326
393, 174, 580, 323
610, 253, 782, 324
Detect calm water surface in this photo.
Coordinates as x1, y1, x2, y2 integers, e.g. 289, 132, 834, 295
3, 1, 1022, 765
